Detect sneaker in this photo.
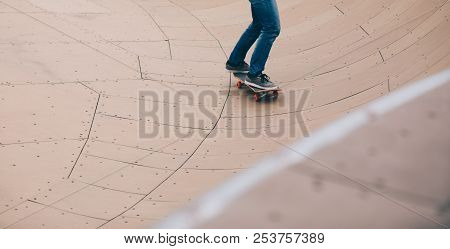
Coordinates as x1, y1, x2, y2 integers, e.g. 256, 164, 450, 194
245, 74, 278, 90
226, 61, 250, 73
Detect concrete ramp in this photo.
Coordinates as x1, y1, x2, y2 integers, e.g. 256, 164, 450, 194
0, 0, 449, 228
159, 70, 450, 229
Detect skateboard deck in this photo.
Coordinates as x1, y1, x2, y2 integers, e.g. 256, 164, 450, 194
233, 72, 280, 102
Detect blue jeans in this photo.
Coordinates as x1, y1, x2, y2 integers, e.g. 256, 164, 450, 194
227, 0, 281, 77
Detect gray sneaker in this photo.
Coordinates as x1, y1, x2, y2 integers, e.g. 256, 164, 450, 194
226, 61, 250, 73
245, 74, 278, 90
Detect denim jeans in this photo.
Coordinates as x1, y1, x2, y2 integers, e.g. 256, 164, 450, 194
227, 0, 281, 77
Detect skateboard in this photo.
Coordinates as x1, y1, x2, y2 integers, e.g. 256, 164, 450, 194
233, 72, 280, 102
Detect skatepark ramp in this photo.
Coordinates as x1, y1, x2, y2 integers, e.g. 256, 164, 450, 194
158, 70, 450, 228
1, 0, 449, 228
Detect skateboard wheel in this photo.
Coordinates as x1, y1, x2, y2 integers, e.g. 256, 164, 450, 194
236, 80, 243, 89
273, 91, 279, 99
253, 93, 262, 102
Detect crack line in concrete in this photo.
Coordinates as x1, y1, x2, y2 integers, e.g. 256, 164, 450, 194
67, 86, 101, 179
0, 1, 139, 74
97, 72, 232, 228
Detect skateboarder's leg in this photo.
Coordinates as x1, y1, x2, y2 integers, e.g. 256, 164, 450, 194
227, 5, 262, 67
248, 0, 281, 77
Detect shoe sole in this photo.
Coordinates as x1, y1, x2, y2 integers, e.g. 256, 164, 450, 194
227, 69, 250, 73
244, 80, 279, 91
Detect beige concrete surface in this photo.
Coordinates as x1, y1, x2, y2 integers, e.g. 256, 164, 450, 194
0, 0, 449, 228
193, 73, 450, 228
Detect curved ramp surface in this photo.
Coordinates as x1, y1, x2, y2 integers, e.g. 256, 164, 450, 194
1, 0, 449, 228
159, 71, 450, 229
